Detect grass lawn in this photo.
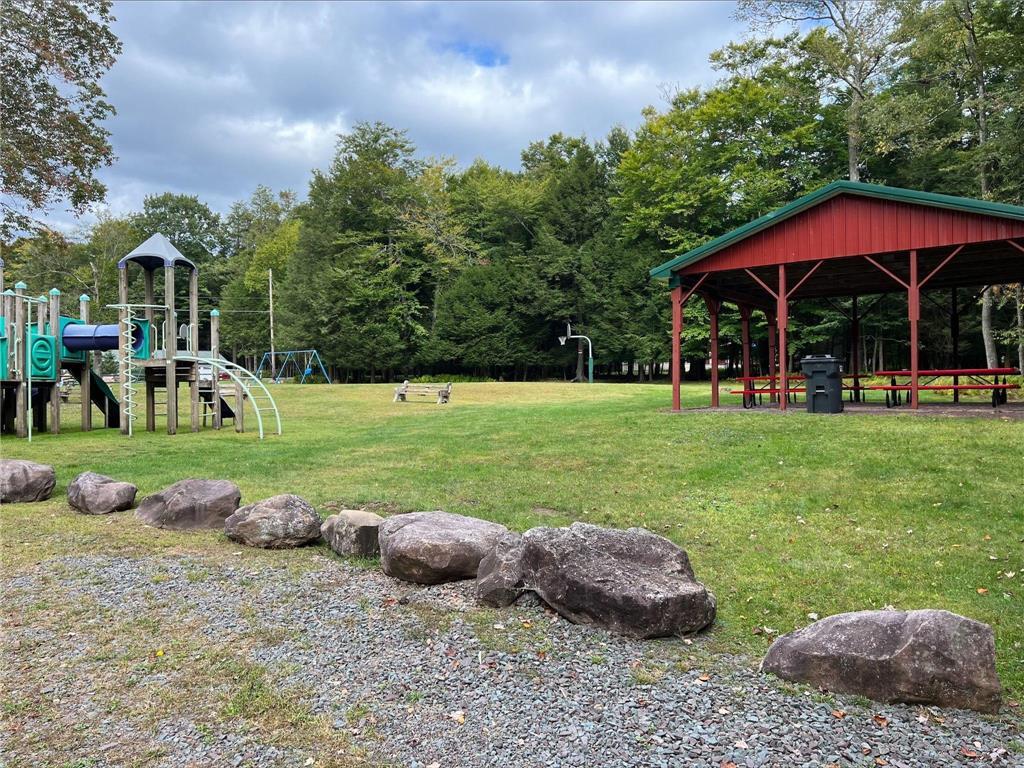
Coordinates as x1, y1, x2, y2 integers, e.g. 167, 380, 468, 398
2, 381, 1022, 701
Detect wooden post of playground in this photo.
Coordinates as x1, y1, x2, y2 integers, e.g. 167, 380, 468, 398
14, 283, 27, 437
2, 289, 14, 391
118, 266, 130, 434
164, 264, 177, 435
144, 270, 156, 432
79, 294, 92, 432
210, 309, 222, 429
189, 269, 200, 432
48, 288, 60, 434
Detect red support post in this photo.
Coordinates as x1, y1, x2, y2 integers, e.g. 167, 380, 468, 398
777, 265, 788, 411
908, 250, 920, 409
851, 295, 861, 402
671, 285, 683, 412
740, 306, 752, 380
767, 312, 777, 404
740, 306, 752, 407
705, 296, 721, 407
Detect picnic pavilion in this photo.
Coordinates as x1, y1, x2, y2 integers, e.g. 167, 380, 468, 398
649, 181, 1024, 411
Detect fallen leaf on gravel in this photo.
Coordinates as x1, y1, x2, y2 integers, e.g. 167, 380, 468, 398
875, 759, 888, 766
721, 762, 738, 768
916, 713, 929, 724
831, 710, 846, 719
872, 714, 889, 728
699, 673, 711, 682
520, 620, 533, 628
448, 710, 465, 725
959, 747, 981, 759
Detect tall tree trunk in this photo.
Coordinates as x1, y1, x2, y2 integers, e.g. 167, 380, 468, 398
981, 287, 998, 367
847, 89, 862, 182
960, 0, 999, 367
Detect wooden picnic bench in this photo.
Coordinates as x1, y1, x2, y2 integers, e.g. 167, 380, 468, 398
393, 380, 452, 404
871, 368, 1020, 408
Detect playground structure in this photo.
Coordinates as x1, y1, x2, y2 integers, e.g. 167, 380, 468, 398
0, 233, 281, 439
255, 349, 331, 384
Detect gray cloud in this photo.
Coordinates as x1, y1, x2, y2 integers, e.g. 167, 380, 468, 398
63, 0, 743, 229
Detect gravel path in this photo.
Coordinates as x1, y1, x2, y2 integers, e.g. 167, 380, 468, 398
3, 553, 1020, 768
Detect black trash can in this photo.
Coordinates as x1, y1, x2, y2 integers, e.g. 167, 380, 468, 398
801, 355, 844, 413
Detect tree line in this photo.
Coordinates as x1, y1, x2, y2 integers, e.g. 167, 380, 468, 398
3, 0, 1022, 381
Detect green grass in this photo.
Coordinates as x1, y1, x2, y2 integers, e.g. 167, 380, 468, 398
2, 381, 1022, 699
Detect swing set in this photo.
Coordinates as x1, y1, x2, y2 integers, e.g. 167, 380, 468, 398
255, 349, 332, 384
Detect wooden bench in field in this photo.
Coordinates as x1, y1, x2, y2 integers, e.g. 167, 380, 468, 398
393, 380, 452, 404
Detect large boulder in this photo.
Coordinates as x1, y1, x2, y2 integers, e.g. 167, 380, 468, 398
136, 479, 241, 530
67, 472, 137, 514
476, 532, 526, 607
518, 523, 716, 639
321, 509, 384, 557
378, 511, 508, 585
0, 459, 56, 503
761, 609, 1002, 713
224, 494, 321, 548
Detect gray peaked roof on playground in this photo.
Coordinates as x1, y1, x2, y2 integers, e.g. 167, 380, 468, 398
117, 232, 197, 272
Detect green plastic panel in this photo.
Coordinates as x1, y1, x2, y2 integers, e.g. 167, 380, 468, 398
0, 317, 7, 380
29, 331, 58, 381
58, 316, 86, 362
132, 318, 151, 360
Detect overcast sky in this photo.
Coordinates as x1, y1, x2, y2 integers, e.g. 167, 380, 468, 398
76, 1, 743, 228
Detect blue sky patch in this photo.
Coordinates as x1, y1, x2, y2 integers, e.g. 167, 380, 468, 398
443, 40, 510, 67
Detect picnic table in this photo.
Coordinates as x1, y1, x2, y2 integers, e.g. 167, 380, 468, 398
393, 380, 453, 404
869, 368, 1020, 407
730, 375, 868, 409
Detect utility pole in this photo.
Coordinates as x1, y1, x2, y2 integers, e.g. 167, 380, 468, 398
268, 268, 277, 380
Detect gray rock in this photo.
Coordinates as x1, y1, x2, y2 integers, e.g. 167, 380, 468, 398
519, 522, 716, 639
136, 479, 241, 530
476, 531, 526, 607
67, 471, 137, 514
378, 511, 508, 584
225, 494, 321, 548
321, 509, 384, 557
761, 609, 1002, 713
0, 459, 56, 503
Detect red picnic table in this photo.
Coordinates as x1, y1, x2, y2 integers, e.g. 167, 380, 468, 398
730, 374, 869, 408
870, 368, 1020, 408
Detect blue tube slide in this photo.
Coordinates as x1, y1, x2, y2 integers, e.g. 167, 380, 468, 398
62, 323, 145, 354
